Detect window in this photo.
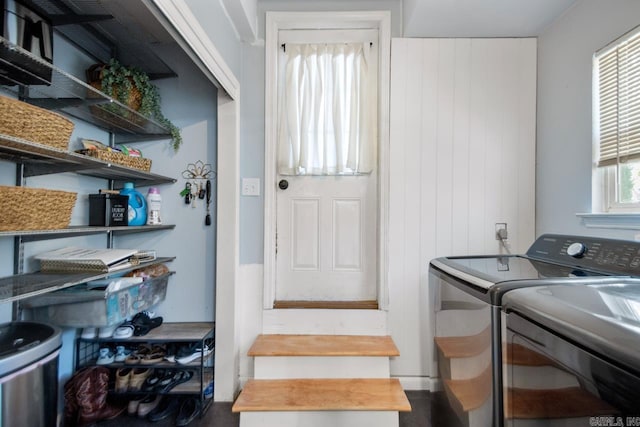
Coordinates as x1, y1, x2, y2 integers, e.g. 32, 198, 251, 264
594, 25, 640, 211
276, 30, 378, 176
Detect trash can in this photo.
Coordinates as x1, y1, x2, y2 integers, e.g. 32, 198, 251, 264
0, 321, 62, 427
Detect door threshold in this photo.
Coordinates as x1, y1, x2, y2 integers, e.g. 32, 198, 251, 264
273, 300, 379, 310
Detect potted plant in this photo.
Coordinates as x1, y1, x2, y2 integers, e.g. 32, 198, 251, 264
87, 58, 182, 152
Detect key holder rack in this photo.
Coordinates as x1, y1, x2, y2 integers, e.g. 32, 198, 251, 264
182, 160, 214, 181
180, 160, 215, 225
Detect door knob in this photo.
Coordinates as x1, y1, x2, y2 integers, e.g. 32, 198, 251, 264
278, 179, 289, 190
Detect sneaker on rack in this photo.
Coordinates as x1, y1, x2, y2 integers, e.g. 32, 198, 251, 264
157, 370, 193, 394
137, 394, 162, 418
174, 343, 199, 365
114, 345, 132, 363
204, 380, 214, 399
148, 396, 181, 422
113, 320, 135, 339
202, 338, 214, 356
80, 327, 97, 339
176, 397, 201, 426
164, 343, 177, 363
98, 324, 117, 338
176, 339, 214, 365
96, 347, 115, 365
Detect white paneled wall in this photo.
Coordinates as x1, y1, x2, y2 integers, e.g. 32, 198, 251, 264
388, 38, 536, 380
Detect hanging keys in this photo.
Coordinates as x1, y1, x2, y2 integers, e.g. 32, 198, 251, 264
181, 183, 192, 204
191, 181, 198, 208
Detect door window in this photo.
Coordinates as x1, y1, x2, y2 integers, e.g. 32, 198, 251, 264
277, 34, 378, 176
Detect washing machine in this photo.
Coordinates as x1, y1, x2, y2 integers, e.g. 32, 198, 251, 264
502, 280, 640, 426
429, 234, 640, 427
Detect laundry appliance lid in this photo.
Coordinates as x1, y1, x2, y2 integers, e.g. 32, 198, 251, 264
503, 280, 640, 376
430, 255, 605, 290
429, 233, 640, 291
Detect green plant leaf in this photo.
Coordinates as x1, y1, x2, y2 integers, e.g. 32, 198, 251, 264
95, 58, 182, 152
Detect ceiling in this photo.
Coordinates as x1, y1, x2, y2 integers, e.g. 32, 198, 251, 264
402, 0, 579, 37
32, 0, 582, 79
256, 0, 579, 39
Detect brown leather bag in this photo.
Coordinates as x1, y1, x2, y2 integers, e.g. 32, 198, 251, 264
63, 367, 91, 426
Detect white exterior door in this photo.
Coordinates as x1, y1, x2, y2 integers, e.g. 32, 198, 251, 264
275, 172, 377, 301
264, 12, 392, 307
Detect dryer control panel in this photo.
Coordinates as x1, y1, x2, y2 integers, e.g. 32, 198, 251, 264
526, 234, 640, 275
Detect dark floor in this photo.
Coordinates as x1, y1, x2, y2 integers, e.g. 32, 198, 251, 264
96, 390, 431, 427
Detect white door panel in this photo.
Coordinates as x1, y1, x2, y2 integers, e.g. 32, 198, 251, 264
276, 173, 377, 301
290, 199, 320, 270
333, 199, 362, 271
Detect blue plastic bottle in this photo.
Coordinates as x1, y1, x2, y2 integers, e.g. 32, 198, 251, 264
120, 182, 147, 226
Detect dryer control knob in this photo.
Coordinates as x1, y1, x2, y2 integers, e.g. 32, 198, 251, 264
567, 242, 587, 258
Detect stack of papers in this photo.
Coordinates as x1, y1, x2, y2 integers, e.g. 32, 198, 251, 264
36, 247, 157, 273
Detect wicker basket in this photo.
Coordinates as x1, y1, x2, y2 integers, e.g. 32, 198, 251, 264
77, 149, 152, 172
0, 95, 74, 150
86, 63, 142, 111
0, 186, 77, 231
86, 63, 145, 128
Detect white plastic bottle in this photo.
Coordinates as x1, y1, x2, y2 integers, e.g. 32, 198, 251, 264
146, 187, 162, 225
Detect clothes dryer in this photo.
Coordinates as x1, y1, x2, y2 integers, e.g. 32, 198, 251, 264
429, 234, 640, 427
502, 281, 640, 426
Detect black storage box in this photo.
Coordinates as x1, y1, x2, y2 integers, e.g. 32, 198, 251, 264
89, 194, 128, 226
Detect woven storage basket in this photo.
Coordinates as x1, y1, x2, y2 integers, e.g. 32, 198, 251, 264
78, 149, 152, 172
86, 64, 146, 128
0, 95, 74, 150
87, 63, 142, 111
0, 186, 77, 231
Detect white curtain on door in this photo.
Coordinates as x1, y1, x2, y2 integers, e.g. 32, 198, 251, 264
277, 43, 377, 175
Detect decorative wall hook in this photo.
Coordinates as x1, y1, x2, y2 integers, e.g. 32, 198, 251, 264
180, 160, 216, 225
182, 160, 215, 181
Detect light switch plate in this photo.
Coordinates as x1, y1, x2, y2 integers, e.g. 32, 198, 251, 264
242, 178, 260, 196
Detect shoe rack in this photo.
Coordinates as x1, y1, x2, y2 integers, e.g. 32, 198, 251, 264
75, 322, 215, 417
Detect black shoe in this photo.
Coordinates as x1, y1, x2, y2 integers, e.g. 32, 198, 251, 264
137, 394, 162, 418
147, 396, 180, 422
164, 343, 178, 363
132, 312, 163, 336
176, 397, 201, 426
157, 369, 193, 393
174, 343, 199, 364
142, 369, 165, 392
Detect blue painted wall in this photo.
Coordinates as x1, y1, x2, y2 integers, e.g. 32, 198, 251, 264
536, 0, 640, 240
184, 0, 243, 80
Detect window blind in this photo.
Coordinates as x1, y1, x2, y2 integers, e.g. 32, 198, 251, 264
597, 27, 640, 167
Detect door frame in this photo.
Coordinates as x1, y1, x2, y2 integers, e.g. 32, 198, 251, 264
263, 11, 391, 310
146, 0, 241, 401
